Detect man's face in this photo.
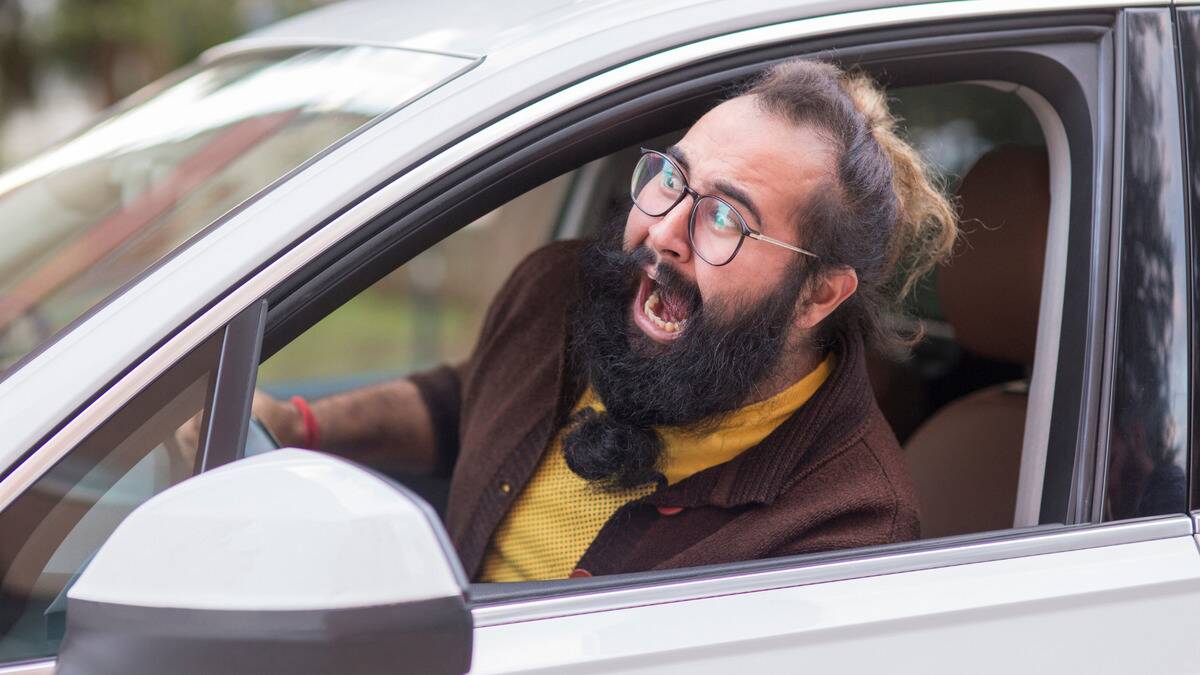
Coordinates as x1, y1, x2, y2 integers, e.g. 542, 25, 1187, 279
623, 95, 835, 345
563, 96, 841, 489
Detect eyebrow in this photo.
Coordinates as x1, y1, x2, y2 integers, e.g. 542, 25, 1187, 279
712, 179, 763, 228
663, 144, 764, 228
664, 144, 690, 172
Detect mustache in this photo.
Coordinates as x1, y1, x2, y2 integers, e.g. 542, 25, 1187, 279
605, 244, 703, 318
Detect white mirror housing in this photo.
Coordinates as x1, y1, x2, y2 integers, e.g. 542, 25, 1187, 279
56, 449, 472, 675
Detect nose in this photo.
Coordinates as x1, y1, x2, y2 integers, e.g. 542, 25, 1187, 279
646, 194, 694, 264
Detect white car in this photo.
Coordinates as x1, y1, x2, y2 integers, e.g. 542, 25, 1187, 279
2, 0, 1199, 672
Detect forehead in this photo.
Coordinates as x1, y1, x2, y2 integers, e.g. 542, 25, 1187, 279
677, 95, 834, 226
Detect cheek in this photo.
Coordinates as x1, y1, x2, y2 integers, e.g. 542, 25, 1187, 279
623, 209, 649, 251
694, 254, 796, 318
693, 267, 722, 308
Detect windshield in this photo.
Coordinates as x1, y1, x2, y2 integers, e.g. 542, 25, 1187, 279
0, 45, 472, 374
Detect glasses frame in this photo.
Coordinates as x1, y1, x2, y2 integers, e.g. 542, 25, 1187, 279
631, 148, 820, 266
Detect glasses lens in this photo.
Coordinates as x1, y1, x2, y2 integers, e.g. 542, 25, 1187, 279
631, 153, 685, 216
691, 196, 745, 265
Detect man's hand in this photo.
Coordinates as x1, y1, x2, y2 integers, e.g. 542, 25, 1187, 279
252, 390, 306, 448
174, 390, 304, 456
175, 381, 438, 474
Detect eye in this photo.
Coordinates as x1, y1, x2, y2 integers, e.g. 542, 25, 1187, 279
712, 202, 735, 230
660, 163, 680, 190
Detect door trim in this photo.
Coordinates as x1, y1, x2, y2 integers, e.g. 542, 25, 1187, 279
470, 515, 1192, 627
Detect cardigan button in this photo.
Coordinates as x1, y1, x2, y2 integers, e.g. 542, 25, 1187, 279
569, 568, 592, 578
499, 481, 512, 494
656, 506, 684, 516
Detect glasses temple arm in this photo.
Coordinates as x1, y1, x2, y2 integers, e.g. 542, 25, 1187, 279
746, 231, 820, 259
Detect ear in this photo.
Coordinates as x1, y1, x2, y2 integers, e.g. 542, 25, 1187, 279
795, 266, 858, 331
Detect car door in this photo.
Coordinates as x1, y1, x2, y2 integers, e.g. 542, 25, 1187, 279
233, 4, 1196, 672
461, 7, 1200, 673
4, 3, 1199, 673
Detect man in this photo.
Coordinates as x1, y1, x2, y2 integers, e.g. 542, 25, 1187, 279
253, 59, 957, 582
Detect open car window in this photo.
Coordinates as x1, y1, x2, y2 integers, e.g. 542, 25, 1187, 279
259, 77, 1066, 573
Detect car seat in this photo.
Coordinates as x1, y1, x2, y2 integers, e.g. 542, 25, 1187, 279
903, 145, 1050, 538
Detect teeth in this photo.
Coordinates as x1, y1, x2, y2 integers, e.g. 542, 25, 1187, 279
643, 290, 684, 333
644, 291, 657, 320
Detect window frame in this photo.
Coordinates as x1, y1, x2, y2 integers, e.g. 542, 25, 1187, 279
1095, 8, 1193, 523
258, 15, 1120, 607
266, 15, 1111, 511
1176, 7, 1200, 517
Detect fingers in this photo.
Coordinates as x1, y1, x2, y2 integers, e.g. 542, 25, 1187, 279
252, 389, 304, 447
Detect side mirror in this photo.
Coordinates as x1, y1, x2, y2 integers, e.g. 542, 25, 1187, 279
56, 449, 472, 675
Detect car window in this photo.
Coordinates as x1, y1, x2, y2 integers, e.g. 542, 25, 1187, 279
566, 84, 1056, 540
258, 78, 1067, 555
1102, 9, 1190, 521
0, 332, 219, 664
1178, 7, 1200, 513
258, 174, 573, 393
0, 45, 472, 377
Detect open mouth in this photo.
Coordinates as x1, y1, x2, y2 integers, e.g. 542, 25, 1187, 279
632, 268, 691, 343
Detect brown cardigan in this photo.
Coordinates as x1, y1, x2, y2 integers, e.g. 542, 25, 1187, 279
410, 241, 920, 579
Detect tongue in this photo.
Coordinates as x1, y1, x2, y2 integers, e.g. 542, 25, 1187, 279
657, 286, 690, 323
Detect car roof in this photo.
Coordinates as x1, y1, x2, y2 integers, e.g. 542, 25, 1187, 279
207, 0, 919, 59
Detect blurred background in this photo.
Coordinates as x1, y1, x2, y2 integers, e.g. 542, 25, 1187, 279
0, 0, 332, 170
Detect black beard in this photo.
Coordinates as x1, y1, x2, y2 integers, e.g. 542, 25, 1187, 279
563, 220, 812, 490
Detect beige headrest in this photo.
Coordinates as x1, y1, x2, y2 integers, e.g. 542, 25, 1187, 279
938, 146, 1049, 367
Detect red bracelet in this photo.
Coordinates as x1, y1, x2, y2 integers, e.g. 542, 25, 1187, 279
290, 396, 320, 449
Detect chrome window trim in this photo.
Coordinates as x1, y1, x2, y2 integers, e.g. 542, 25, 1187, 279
471, 516, 1193, 627
0, 660, 54, 675
0, 0, 1141, 508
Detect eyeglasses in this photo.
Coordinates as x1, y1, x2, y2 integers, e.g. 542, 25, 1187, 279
629, 148, 820, 266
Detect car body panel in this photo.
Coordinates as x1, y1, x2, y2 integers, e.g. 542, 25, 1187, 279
211, 0, 917, 58
472, 533, 1200, 672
